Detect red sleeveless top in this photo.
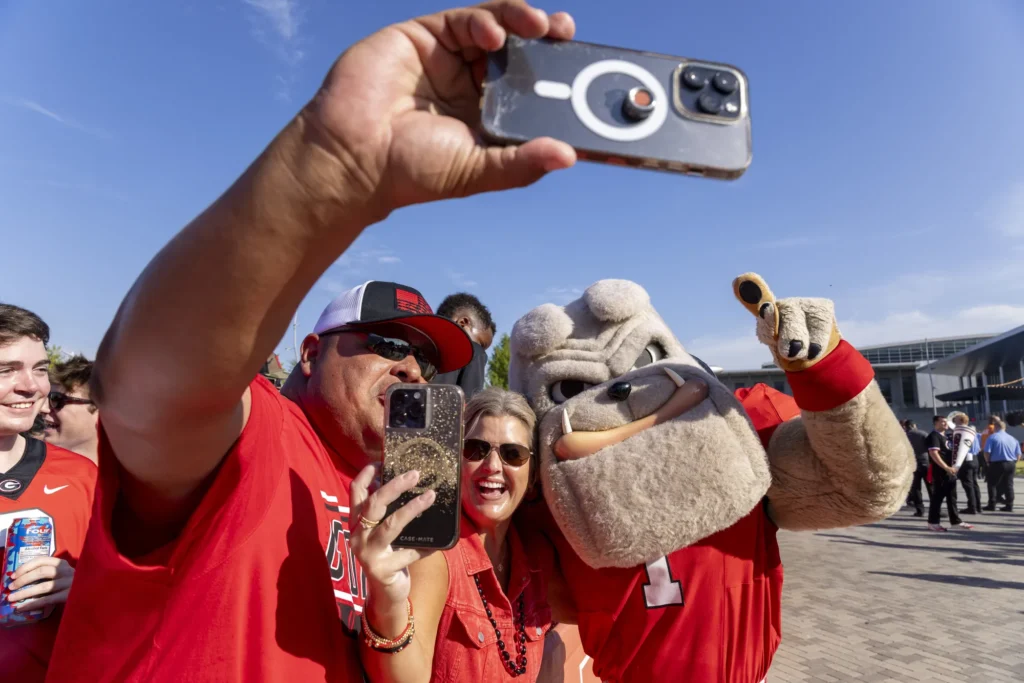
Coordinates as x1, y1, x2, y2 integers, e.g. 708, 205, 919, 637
429, 518, 553, 682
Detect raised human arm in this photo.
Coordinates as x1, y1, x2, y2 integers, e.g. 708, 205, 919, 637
350, 466, 449, 683
361, 552, 450, 683
93, 1, 576, 528
94, 124, 371, 525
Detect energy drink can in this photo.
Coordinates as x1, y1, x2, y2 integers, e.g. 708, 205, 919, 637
1, 517, 54, 626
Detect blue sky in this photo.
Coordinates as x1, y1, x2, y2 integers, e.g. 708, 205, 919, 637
3, 0, 1024, 371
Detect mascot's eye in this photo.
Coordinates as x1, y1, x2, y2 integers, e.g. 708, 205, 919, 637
549, 379, 592, 404
631, 343, 666, 370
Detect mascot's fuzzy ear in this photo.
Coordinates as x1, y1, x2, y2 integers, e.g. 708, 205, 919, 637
510, 303, 574, 359
583, 280, 651, 323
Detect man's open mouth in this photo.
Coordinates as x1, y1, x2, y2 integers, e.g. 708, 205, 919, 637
553, 368, 710, 461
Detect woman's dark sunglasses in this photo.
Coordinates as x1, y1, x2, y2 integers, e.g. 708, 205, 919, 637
364, 333, 438, 381
462, 438, 532, 467
48, 391, 95, 412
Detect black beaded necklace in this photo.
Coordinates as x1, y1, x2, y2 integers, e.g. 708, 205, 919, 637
474, 573, 528, 676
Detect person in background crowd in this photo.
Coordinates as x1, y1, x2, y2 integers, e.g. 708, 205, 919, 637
983, 416, 1020, 512
0, 304, 97, 682
41, 355, 99, 464
926, 415, 973, 531
978, 417, 1010, 507
903, 419, 931, 517
47, 3, 579, 681
949, 412, 980, 515
433, 293, 497, 399
977, 417, 995, 482
352, 388, 570, 682
964, 424, 984, 514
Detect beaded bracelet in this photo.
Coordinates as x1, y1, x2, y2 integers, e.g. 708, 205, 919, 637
363, 598, 416, 653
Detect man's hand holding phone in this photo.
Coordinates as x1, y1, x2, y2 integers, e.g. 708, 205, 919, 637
290, 0, 577, 228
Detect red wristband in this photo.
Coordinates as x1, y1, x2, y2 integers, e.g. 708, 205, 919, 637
785, 340, 874, 412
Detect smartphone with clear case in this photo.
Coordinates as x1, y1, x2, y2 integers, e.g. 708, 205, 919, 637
381, 383, 463, 550
480, 36, 752, 179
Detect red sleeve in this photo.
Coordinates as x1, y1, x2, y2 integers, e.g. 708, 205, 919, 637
784, 340, 874, 412
90, 375, 287, 570
735, 384, 801, 448
48, 447, 98, 563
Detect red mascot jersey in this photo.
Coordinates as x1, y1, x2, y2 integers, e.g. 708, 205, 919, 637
530, 342, 874, 683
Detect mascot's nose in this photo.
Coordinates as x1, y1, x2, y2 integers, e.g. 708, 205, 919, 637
607, 381, 632, 402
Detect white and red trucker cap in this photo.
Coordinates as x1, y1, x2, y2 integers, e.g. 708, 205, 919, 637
312, 280, 473, 374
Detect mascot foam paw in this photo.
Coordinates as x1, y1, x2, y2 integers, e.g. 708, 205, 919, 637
512, 278, 914, 683
733, 272, 841, 372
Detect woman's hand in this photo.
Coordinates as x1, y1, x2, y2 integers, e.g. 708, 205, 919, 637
6, 556, 74, 612
350, 465, 438, 632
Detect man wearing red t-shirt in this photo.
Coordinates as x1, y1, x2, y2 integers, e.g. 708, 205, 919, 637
47, 3, 581, 681
0, 304, 97, 682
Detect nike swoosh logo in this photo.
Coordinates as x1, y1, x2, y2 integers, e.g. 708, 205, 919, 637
43, 485, 69, 495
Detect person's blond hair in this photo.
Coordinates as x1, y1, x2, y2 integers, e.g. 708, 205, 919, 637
950, 412, 969, 426
465, 388, 537, 442
464, 388, 538, 474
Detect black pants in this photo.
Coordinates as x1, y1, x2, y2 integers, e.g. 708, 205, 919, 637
957, 459, 981, 513
929, 469, 961, 526
986, 460, 998, 507
988, 461, 1016, 510
909, 464, 931, 513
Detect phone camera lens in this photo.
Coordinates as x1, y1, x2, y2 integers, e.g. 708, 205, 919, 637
622, 86, 655, 121
712, 71, 737, 94
681, 67, 707, 90
698, 92, 722, 114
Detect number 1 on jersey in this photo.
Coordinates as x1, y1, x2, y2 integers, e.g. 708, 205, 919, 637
642, 555, 684, 608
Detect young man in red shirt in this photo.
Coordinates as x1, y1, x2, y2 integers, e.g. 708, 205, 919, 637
0, 304, 97, 682
47, 3, 579, 681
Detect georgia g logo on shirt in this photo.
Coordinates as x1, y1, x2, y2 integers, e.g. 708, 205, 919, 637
0, 479, 22, 493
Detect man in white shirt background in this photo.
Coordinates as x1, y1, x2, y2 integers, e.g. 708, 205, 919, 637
949, 412, 981, 515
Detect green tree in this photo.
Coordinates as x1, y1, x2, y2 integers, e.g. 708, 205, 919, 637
46, 345, 65, 369
487, 334, 510, 390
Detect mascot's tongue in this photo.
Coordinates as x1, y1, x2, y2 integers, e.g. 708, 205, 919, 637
554, 380, 709, 461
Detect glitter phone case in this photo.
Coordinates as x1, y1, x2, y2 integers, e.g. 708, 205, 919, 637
382, 383, 464, 550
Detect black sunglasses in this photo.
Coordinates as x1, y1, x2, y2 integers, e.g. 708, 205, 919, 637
48, 391, 94, 412
364, 333, 438, 381
462, 438, 532, 467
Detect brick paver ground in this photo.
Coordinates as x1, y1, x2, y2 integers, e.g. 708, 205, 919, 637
767, 500, 1024, 683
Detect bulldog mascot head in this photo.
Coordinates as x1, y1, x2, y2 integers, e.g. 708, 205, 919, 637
509, 279, 771, 568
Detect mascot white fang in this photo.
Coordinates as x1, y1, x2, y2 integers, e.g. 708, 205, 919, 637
511, 274, 913, 683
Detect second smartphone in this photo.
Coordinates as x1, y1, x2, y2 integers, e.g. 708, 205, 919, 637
381, 383, 464, 550
481, 37, 752, 179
